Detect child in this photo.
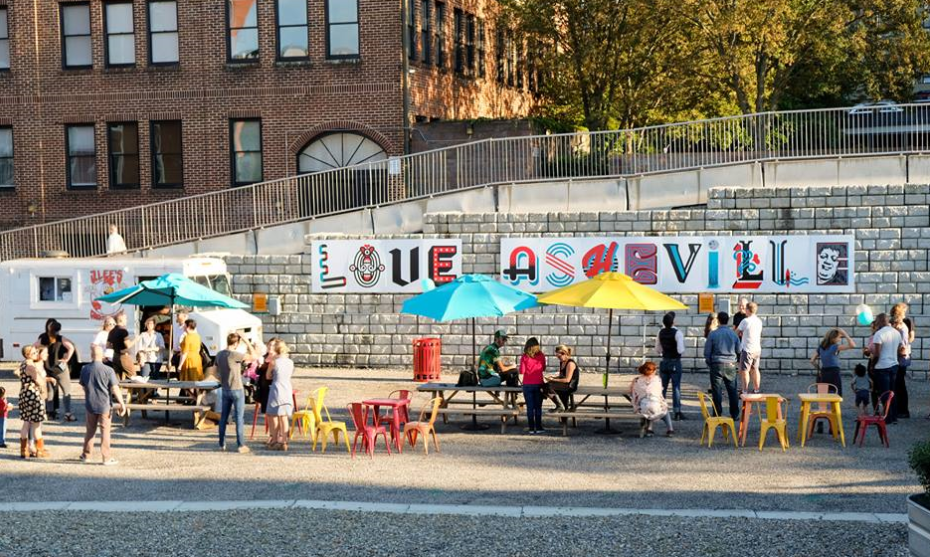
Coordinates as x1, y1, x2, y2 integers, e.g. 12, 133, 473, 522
852, 364, 872, 416
630, 361, 674, 437
0, 386, 8, 448
519, 337, 546, 434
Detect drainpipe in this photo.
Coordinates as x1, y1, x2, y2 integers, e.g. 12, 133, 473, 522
401, 0, 411, 154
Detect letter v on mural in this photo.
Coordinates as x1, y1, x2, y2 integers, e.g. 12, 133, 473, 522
499, 236, 855, 293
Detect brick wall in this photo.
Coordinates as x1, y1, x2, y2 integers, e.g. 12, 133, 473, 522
0, 0, 534, 229
225, 183, 930, 378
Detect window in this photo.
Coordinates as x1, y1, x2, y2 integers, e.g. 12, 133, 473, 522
151, 120, 183, 188
0, 8, 9, 70
476, 19, 485, 78
61, 3, 92, 69
0, 127, 12, 188
453, 8, 463, 74
228, 0, 259, 61
104, 2, 135, 66
434, 2, 445, 68
148, 1, 179, 64
516, 40, 524, 89
495, 28, 504, 83
326, 0, 359, 58
506, 32, 515, 86
39, 277, 73, 303
230, 119, 262, 186
66, 125, 96, 189
420, 0, 430, 64
276, 0, 308, 59
407, 0, 416, 61
465, 14, 475, 76
107, 122, 139, 189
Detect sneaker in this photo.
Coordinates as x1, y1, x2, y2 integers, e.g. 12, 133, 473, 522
0, 443, 7, 449
536, 428, 546, 435
666, 430, 675, 437
237, 446, 251, 454
102, 459, 119, 466
219, 445, 227, 451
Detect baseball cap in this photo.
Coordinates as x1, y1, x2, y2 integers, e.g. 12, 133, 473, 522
494, 329, 509, 339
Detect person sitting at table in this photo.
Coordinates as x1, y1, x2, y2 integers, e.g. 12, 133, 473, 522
477, 329, 518, 387
630, 361, 674, 437
544, 344, 579, 412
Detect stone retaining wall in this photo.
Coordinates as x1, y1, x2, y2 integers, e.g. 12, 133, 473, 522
226, 183, 930, 378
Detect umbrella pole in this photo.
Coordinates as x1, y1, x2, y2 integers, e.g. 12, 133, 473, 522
462, 316, 489, 432
595, 309, 620, 435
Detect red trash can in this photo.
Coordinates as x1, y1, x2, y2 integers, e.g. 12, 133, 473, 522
413, 338, 442, 382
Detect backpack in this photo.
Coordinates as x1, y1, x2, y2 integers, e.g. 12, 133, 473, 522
456, 368, 478, 387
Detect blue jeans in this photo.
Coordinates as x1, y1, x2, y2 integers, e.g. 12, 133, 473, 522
873, 366, 897, 422
0, 416, 6, 446
522, 385, 543, 431
219, 389, 246, 448
709, 362, 740, 421
659, 359, 683, 413
141, 362, 163, 380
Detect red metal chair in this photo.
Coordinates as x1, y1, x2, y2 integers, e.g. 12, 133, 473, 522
854, 391, 894, 448
347, 403, 392, 459
377, 390, 413, 429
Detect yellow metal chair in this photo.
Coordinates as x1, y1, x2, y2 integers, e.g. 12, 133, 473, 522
697, 392, 737, 448
289, 394, 318, 442
404, 397, 443, 455
310, 387, 351, 453
759, 395, 789, 451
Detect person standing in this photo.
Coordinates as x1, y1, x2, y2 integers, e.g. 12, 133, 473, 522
171, 311, 189, 371
477, 330, 518, 387
655, 311, 686, 421
703, 313, 719, 339
106, 224, 127, 254
136, 318, 166, 380
266, 341, 294, 451
93, 317, 116, 363
870, 313, 903, 424
0, 387, 8, 449
18, 346, 50, 459
704, 312, 741, 421
177, 319, 203, 382
810, 328, 856, 395
216, 332, 259, 453
37, 319, 76, 421
736, 302, 763, 393
732, 298, 749, 329
890, 304, 912, 419
79, 345, 126, 465
518, 337, 546, 434
107, 312, 136, 380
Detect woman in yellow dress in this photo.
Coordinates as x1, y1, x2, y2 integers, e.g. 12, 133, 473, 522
177, 319, 203, 382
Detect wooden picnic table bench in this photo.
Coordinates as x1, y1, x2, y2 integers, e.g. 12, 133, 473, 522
119, 379, 220, 429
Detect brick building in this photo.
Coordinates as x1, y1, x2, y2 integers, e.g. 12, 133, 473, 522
0, 0, 533, 229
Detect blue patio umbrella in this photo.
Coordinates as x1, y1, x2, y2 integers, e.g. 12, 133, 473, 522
97, 273, 247, 374
401, 274, 538, 369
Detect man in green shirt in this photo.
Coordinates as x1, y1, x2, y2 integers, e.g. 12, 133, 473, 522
477, 330, 517, 387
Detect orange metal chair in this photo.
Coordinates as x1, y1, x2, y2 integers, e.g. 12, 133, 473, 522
804, 383, 839, 439
759, 395, 789, 451
697, 392, 737, 448
404, 397, 442, 455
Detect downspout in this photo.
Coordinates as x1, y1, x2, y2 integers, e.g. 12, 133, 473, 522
401, 0, 411, 154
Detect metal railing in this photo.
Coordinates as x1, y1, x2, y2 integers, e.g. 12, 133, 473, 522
2, 102, 930, 260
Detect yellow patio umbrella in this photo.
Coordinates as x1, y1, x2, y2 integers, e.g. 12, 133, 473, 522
537, 272, 687, 387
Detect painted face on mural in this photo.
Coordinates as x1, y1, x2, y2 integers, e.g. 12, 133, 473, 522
817, 247, 840, 282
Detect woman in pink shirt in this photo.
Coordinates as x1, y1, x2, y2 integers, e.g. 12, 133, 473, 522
519, 337, 546, 434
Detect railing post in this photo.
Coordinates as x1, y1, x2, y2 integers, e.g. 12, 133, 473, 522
141, 206, 148, 249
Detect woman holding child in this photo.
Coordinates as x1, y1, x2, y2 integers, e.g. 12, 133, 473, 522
18, 345, 51, 458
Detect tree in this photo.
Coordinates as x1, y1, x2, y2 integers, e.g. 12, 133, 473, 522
679, 0, 930, 114
503, 0, 696, 131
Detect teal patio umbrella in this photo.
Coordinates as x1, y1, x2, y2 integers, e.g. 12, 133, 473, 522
97, 273, 248, 374
401, 274, 538, 371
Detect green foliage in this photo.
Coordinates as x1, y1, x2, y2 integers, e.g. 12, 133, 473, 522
505, 0, 930, 129
910, 438, 930, 496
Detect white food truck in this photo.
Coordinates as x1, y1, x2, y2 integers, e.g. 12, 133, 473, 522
0, 256, 261, 364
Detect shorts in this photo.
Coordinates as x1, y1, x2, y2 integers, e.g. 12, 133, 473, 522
855, 390, 870, 407
738, 350, 761, 374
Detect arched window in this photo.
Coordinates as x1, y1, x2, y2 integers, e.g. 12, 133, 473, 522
298, 132, 387, 173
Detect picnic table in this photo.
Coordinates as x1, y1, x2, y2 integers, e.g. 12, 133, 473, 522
554, 385, 635, 435
416, 383, 521, 433
119, 379, 220, 429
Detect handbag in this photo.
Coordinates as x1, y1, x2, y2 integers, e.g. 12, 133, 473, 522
457, 368, 478, 387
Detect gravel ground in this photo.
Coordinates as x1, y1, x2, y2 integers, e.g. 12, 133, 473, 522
0, 509, 908, 557
0, 366, 924, 516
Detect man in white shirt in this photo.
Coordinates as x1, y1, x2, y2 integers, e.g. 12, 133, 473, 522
736, 301, 763, 393
870, 312, 903, 424
655, 311, 686, 420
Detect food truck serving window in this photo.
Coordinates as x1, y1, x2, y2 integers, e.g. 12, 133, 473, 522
38, 277, 73, 302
